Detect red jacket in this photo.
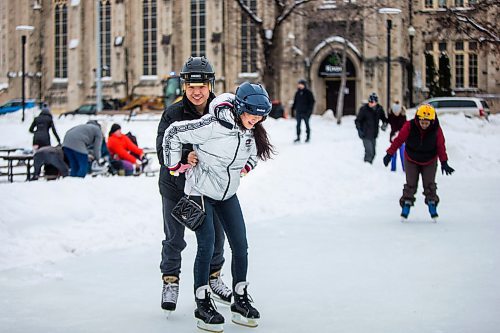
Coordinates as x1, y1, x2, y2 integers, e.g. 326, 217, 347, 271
107, 133, 143, 164
387, 118, 448, 166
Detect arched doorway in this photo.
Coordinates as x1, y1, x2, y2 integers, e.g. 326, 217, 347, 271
318, 52, 357, 116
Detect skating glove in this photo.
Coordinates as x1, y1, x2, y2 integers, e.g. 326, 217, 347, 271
381, 123, 388, 131
240, 165, 251, 178
168, 163, 192, 176
383, 153, 392, 167
441, 161, 455, 175
357, 129, 365, 139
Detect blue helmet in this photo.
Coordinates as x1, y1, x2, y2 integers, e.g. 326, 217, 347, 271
234, 82, 272, 117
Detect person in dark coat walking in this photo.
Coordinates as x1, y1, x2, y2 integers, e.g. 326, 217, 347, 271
155, 56, 230, 313
383, 104, 455, 220
292, 79, 315, 143
387, 99, 407, 171
29, 103, 61, 149
355, 92, 388, 163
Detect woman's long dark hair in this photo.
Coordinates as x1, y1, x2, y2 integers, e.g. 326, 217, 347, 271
235, 115, 275, 161
253, 121, 275, 161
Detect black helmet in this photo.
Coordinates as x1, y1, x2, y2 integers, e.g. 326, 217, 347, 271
180, 56, 215, 89
234, 82, 272, 117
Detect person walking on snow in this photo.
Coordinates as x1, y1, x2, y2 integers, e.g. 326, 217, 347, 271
29, 103, 61, 150
163, 82, 275, 332
382, 104, 455, 220
292, 79, 315, 143
387, 99, 407, 171
155, 56, 231, 314
355, 92, 388, 163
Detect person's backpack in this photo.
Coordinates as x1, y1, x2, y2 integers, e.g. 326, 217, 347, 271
126, 132, 138, 146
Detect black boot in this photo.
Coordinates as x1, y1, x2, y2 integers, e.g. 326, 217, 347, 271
195, 285, 225, 332
230, 282, 259, 327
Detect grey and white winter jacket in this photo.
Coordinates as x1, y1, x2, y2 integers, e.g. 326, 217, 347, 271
162, 93, 258, 201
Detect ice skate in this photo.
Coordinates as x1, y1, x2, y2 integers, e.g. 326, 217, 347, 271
195, 285, 225, 333
161, 275, 179, 317
401, 201, 412, 221
293, 137, 300, 143
428, 201, 438, 222
230, 282, 259, 328
209, 270, 232, 305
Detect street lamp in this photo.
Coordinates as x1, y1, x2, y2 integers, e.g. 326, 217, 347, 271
408, 25, 416, 107
16, 25, 35, 122
378, 8, 401, 112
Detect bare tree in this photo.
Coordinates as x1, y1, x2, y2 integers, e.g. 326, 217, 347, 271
235, 0, 314, 98
435, 0, 500, 50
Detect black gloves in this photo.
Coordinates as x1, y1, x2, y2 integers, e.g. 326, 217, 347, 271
357, 129, 365, 139
381, 123, 388, 131
441, 161, 455, 175
383, 153, 392, 167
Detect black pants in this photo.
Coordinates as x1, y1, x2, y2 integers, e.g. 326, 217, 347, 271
362, 138, 376, 163
296, 113, 311, 139
160, 196, 226, 277
400, 157, 439, 206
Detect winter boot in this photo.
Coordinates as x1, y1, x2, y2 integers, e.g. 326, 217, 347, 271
305, 133, 310, 143
161, 275, 179, 312
209, 270, 232, 305
428, 201, 439, 220
230, 282, 260, 328
195, 285, 225, 333
401, 201, 412, 220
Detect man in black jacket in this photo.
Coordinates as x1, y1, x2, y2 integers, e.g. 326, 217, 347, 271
355, 92, 388, 163
156, 57, 231, 313
292, 79, 315, 143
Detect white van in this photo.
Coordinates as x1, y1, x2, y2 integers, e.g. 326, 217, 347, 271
415, 97, 490, 119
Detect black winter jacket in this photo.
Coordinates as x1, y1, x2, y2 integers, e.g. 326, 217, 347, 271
292, 88, 315, 116
355, 103, 388, 140
156, 93, 215, 201
29, 110, 61, 147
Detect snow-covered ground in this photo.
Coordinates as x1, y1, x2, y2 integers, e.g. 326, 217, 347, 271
1, 109, 500, 333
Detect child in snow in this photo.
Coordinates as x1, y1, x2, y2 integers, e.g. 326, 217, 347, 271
382, 104, 455, 220
387, 99, 407, 172
162, 82, 275, 332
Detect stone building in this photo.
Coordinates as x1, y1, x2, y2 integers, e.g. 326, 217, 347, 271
0, 0, 498, 114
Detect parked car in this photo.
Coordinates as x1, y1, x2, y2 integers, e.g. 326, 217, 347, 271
58, 101, 114, 118
407, 97, 490, 119
0, 99, 36, 115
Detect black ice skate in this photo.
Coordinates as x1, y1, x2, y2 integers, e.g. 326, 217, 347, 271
209, 270, 232, 305
195, 285, 225, 333
230, 281, 260, 328
161, 275, 179, 316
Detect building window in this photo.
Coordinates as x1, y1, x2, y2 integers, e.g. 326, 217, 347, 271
143, 0, 157, 75
425, 40, 479, 89
100, 0, 112, 77
191, 0, 206, 57
240, 0, 257, 73
455, 0, 464, 6
54, 0, 68, 79
455, 54, 464, 88
468, 53, 478, 88
425, 0, 433, 8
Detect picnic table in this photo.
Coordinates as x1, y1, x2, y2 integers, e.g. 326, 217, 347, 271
0, 154, 34, 183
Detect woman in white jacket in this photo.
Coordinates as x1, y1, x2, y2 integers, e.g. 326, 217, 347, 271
163, 82, 274, 332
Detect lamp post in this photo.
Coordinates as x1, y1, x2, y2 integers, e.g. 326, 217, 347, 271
16, 25, 35, 122
408, 26, 416, 107
378, 8, 401, 112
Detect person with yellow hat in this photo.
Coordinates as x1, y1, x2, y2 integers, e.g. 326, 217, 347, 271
382, 104, 455, 221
